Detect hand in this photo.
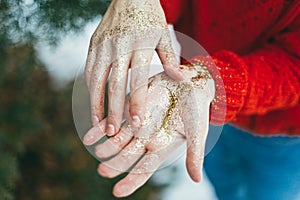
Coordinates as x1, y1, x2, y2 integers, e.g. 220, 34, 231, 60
85, 0, 185, 136
83, 64, 215, 197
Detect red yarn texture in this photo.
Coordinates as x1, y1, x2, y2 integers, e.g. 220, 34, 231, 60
160, 0, 300, 135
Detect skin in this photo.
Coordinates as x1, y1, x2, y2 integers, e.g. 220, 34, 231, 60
83, 67, 215, 198
85, 0, 185, 137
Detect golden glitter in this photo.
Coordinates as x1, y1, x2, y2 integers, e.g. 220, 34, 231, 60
160, 87, 179, 133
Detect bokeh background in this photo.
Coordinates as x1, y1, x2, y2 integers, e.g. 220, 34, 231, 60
0, 0, 217, 199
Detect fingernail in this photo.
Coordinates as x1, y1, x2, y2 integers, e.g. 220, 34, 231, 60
106, 124, 115, 136
132, 115, 141, 127
92, 116, 99, 126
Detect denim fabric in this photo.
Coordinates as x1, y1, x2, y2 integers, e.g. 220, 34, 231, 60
204, 124, 300, 200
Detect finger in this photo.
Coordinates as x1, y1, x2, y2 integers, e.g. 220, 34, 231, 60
84, 48, 96, 88
106, 54, 131, 136
129, 49, 153, 127
85, 29, 103, 87
83, 119, 107, 146
97, 137, 145, 178
185, 134, 206, 183
113, 153, 160, 198
89, 49, 111, 126
156, 27, 185, 81
182, 98, 210, 182
112, 136, 185, 198
95, 123, 134, 158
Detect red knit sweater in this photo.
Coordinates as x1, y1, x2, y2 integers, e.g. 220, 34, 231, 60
160, 0, 300, 135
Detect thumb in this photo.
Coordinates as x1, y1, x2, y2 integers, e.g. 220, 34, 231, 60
179, 90, 210, 182
156, 27, 185, 81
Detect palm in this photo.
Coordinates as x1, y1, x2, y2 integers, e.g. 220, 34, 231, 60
83, 65, 214, 197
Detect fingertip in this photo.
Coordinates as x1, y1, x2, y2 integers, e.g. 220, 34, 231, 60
113, 181, 135, 198
186, 163, 202, 183
113, 183, 128, 198
97, 164, 106, 176
112, 188, 123, 198
83, 132, 94, 146
106, 113, 123, 136
186, 153, 203, 183
98, 163, 120, 179
190, 169, 202, 183
90, 89, 105, 126
97, 164, 112, 178
105, 123, 116, 136
129, 103, 144, 127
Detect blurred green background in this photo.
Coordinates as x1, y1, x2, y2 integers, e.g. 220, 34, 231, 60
0, 0, 168, 199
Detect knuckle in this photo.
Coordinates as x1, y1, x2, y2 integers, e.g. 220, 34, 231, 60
90, 32, 98, 44
90, 33, 106, 51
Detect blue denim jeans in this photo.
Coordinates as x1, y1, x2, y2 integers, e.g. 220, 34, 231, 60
204, 124, 300, 200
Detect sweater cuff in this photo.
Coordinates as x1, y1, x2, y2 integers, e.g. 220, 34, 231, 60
187, 51, 249, 125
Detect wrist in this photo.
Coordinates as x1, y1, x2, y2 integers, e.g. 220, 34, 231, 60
186, 52, 249, 125
179, 62, 215, 102
111, 0, 161, 8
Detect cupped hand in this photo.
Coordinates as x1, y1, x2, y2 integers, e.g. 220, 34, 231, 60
85, 0, 185, 137
83, 64, 215, 197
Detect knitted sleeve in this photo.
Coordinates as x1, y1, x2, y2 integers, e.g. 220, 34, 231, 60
189, 16, 300, 125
